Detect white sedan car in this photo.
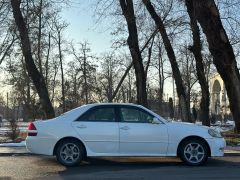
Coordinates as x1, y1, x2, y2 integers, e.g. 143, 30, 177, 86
26, 103, 225, 166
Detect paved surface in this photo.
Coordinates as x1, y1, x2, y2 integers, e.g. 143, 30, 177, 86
0, 147, 29, 155
0, 156, 240, 179
0, 145, 239, 179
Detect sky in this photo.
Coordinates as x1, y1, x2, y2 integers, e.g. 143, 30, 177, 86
60, 1, 113, 54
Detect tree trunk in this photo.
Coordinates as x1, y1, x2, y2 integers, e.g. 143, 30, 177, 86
0, 35, 16, 65
107, 61, 113, 102
111, 62, 133, 102
37, 0, 43, 75
119, 0, 148, 107
185, 0, 210, 126
158, 42, 165, 113
11, 0, 55, 119
57, 31, 65, 112
20, 56, 31, 121
188, 0, 240, 132
45, 32, 51, 87
83, 49, 88, 104
142, 0, 190, 122
145, 36, 155, 79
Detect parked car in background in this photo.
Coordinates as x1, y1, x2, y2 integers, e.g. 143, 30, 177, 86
26, 103, 226, 166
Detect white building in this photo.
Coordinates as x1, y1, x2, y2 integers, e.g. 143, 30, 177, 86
209, 73, 230, 116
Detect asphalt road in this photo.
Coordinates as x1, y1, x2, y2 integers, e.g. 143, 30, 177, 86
0, 155, 240, 180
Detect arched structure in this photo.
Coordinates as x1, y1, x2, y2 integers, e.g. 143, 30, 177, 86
209, 73, 229, 115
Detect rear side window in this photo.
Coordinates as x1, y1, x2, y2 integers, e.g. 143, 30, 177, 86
77, 107, 115, 122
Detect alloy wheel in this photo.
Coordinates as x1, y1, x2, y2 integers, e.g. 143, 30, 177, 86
183, 142, 205, 164
59, 143, 80, 164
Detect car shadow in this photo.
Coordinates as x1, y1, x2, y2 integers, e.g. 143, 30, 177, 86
27, 155, 240, 180
34, 155, 240, 178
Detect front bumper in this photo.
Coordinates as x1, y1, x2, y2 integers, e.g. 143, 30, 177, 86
206, 137, 226, 157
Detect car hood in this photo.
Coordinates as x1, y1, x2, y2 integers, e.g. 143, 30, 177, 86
171, 121, 208, 127
167, 121, 210, 129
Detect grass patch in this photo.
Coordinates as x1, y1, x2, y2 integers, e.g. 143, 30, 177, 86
222, 133, 240, 146
225, 137, 240, 144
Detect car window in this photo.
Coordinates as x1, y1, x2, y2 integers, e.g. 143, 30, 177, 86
78, 107, 115, 122
120, 107, 154, 123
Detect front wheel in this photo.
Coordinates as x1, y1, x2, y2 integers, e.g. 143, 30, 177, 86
56, 139, 84, 167
179, 138, 209, 166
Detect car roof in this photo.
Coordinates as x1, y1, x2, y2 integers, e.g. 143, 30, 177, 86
63, 103, 143, 118
86, 102, 142, 107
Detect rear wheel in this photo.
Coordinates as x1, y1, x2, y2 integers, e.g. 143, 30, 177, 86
56, 139, 84, 167
179, 138, 209, 166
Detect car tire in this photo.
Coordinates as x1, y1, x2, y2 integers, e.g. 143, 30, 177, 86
179, 138, 209, 166
56, 139, 84, 167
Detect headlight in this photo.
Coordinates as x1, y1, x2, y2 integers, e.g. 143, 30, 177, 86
208, 129, 222, 138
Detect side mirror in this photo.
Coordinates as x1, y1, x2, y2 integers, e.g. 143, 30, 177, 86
152, 117, 160, 124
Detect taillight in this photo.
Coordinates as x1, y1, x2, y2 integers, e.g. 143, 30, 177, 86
27, 122, 37, 136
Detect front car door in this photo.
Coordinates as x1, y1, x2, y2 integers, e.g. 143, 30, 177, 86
118, 105, 168, 155
72, 105, 119, 155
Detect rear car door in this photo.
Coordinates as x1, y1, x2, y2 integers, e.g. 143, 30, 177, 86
72, 105, 119, 154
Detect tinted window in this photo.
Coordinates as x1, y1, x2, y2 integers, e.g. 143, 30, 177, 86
78, 107, 115, 122
120, 107, 154, 123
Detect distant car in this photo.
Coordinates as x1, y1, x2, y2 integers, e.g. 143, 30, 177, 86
26, 103, 225, 166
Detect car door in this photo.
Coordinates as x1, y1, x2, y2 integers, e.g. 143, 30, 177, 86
118, 106, 168, 155
72, 105, 119, 154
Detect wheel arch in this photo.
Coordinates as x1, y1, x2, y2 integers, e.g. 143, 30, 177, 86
53, 136, 87, 157
177, 136, 211, 157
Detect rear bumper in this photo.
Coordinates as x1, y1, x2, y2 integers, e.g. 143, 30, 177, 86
206, 137, 226, 157
26, 136, 57, 155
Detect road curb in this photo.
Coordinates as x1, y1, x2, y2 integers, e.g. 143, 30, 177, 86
224, 153, 240, 156
0, 152, 34, 156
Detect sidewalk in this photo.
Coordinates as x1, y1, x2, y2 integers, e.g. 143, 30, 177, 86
0, 147, 30, 156
224, 146, 240, 156
0, 145, 240, 156
0, 141, 31, 156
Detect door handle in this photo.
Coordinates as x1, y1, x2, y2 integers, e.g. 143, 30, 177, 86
120, 126, 130, 130
77, 125, 87, 128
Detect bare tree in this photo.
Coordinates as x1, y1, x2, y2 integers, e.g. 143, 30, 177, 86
142, 0, 190, 122
185, 1, 210, 126
10, 0, 55, 119
110, 28, 158, 102
119, 0, 148, 107
0, 33, 16, 65
186, 0, 240, 132
179, 45, 198, 117
154, 37, 169, 113
52, 18, 68, 112
37, 0, 43, 75
81, 42, 92, 104
98, 53, 124, 102
70, 41, 96, 104
0, 1, 16, 65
